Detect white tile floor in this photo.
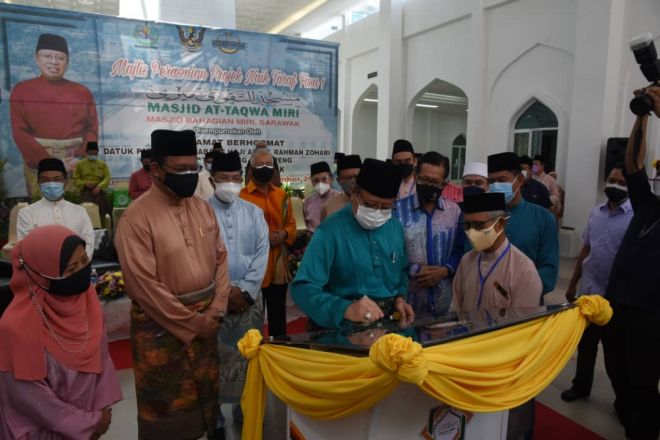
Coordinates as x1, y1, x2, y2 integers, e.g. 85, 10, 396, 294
105, 258, 626, 440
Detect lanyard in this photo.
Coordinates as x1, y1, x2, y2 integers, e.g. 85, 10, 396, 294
476, 243, 511, 308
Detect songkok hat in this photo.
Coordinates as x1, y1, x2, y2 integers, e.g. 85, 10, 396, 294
334, 152, 345, 161
337, 154, 362, 171
151, 129, 197, 157
37, 158, 66, 176
204, 151, 214, 160
36, 33, 68, 55
310, 161, 331, 176
86, 142, 99, 151
356, 158, 402, 199
463, 162, 488, 178
462, 192, 506, 214
533, 155, 544, 164
140, 149, 152, 159
488, 152, 521, 173
212, 151, 241, 172
213, 141, 223, 150
520, 155, 533, 167
392, 139, 414, 156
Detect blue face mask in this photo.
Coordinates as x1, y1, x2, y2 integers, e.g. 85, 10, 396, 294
490, 182, 516, 204
40, 182, 65, 201
88, 155, 98, 161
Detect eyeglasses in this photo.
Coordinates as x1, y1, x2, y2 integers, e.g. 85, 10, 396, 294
417, 176, 445, 189
355, 191, 394, 210
464, 219, 497, 231
37, 54, 67, 63
161, 163, 202, 174
488, 177, 514, 185
214, 175, 243, 183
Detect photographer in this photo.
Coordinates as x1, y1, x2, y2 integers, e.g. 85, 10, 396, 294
602, 85, 660, 440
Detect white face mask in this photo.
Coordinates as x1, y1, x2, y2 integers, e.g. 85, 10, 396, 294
314, 182, 331, 196
466, 219, 503, 252
214, 182, 242, 203
521, 170, 529, 179
354, 204, 391, 230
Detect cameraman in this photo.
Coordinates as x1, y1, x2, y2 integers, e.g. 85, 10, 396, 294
602, 85, 660, 440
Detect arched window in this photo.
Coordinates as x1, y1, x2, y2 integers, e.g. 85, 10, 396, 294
450, 134, 466, 180
513, 100, 558, 171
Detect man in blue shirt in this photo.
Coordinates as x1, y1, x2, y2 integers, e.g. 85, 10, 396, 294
560, 162, 633, 402
208, 150, 269, 435
291, 159, 414, 329
487, 152, 559, 295
394, 152, 464, 315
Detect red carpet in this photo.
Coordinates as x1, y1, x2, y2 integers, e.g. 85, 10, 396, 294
108, 338, 133, 371
534, 402, 604, 440
108, 320, 604, 440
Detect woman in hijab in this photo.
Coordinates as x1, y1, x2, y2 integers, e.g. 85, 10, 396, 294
0, 225, 122, 439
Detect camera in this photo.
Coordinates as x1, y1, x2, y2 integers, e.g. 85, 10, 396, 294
629, 33, 660, 116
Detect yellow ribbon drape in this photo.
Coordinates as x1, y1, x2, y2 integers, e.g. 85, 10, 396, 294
238, 295, 612, 440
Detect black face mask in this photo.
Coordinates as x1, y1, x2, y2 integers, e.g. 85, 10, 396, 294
398, 163, 414, 179
463, 186, 486, 197
253, 166, 275, 184
24, 261, 92, 297
143, 164, 151, 171
417, 183, 443, 204
164, 172, 198, 198
604, 187, 628, 205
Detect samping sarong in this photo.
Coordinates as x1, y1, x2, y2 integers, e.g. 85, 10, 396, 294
130, 284, 219, 440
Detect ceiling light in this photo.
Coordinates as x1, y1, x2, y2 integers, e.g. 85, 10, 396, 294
269, 0, 329, 34
416, 103, 438, 108
364, 98, 378, 103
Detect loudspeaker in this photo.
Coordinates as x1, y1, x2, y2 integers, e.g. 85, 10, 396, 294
605, 137, 627, 180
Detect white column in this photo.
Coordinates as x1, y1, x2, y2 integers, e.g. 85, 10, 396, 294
375, 0, 405, 160
464, 1, 486, 162
563, 0, 625, 232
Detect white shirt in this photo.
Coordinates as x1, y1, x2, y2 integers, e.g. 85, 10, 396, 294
195, 169, 215, 200
17, 198, 95, 258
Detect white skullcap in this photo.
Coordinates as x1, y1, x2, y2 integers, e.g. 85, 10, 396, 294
462, 162, 488, 178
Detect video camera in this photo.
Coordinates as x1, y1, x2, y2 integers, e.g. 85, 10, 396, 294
629, 33, 660, 116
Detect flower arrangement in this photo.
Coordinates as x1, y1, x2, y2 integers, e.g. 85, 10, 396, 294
282, 182, 305, 199
96, 271, 126, 301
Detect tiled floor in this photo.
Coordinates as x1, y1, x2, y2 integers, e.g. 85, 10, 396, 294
105, 258, 627, 440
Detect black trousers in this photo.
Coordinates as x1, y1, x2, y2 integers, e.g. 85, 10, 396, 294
602, 304, 660, 440
570, 322, 603, 395
262, 283, 288, 337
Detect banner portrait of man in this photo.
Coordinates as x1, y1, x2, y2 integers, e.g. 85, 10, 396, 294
9, 32, 99, 196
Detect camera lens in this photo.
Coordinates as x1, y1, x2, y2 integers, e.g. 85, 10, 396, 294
630, 93, 654, 116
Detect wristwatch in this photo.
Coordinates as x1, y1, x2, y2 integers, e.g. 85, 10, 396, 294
242, 290, 255, 306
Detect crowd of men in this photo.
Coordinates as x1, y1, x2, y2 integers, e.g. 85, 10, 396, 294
3, 91, 660, 439
2, 28, 657, 440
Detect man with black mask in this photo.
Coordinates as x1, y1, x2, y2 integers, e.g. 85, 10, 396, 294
391, 139, 417, 202
560, 162, 632, 404
115, 129, 231, 440
240, 148, 296, 337
393, 152, 464, 315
